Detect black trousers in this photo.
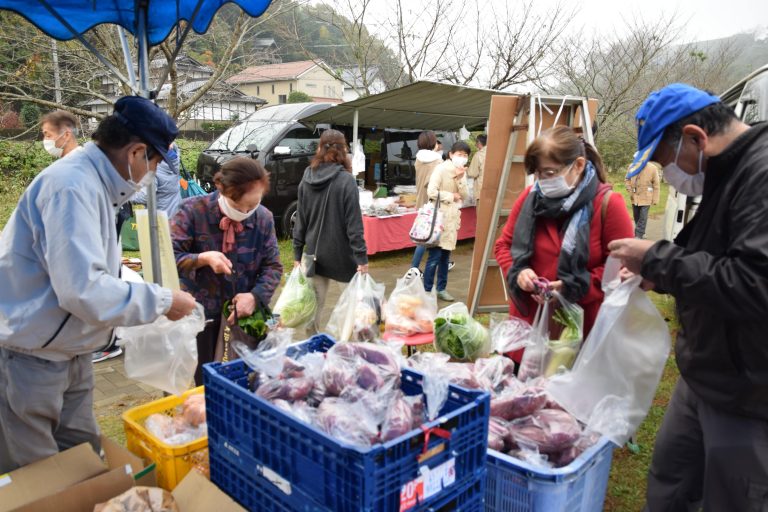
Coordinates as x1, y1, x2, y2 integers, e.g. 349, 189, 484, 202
194, 317, 221, 386
644, 378, 768, 511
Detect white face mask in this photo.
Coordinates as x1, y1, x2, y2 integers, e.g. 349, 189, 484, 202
43, 132, 65, 158
127, 152, 155, 193
663, 138, 705, 197
218, 194, 258, 222
538, 164, 575, 198
451, 155, 468, 168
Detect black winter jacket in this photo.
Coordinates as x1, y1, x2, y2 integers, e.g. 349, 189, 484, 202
642, 122, 768, 420
292, 163, 368, 282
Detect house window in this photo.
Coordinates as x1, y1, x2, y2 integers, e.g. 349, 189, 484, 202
306, 83, 316, 88
272, 84, 275, 94
257, 86, 260, 95
278, 94, 287, 104
290, 83, 293, 92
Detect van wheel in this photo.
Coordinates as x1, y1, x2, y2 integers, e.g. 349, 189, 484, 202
281, 201, 298, 238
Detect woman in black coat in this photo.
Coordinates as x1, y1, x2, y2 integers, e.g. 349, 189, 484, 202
292, 129, 368, 333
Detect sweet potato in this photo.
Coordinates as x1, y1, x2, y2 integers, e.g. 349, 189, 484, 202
490, 386, 547, 420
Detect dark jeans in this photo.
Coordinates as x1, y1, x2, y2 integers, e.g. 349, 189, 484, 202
644, 379, 768, 512
423, 247, 450, 292
195, 317, 220, 386
633, 204, 650, 239
411, 244, 427, 269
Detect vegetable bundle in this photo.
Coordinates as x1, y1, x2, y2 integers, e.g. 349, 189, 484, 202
273, 267, 317, 328
433, 303, 491, 361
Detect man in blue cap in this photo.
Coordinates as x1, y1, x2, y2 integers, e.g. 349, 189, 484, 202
609, 83, 768, 510
0, 96, 197, 472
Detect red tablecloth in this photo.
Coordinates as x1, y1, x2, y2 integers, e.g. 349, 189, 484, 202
362, 206, 476, 255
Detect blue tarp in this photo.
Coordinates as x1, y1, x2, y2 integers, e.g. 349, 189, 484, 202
0, 0, 272, 45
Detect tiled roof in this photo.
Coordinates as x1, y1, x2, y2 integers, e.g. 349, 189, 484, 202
227, 60, 321, 84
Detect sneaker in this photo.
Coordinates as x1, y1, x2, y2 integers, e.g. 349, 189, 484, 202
448, 261, 456, 271
437, 290, 455, 302
92, 347, 123, 363
404, 267, 423, 280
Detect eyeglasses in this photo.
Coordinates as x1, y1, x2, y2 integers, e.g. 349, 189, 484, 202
534, 162, 573, 179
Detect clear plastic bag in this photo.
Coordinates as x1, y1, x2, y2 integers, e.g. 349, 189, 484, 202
326, 272, 385, 342
489, 314, 534, 353
273, 267, 317, 329
384, 270, 438, 336
518, 292, 584, 380
546, 257, 671, 446
490, 383, 547, 421
433, 303, 491, 361
474, 356, 517, 393
233, 328, 295, 378
117, 303, 205, 395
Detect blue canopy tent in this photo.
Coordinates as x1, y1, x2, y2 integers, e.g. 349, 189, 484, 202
0, 0, 273, 284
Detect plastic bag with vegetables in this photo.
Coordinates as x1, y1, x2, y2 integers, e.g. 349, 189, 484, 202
273, 267, 317, 328
489, 313, 534, 354
518, 291, 583, 380
326, 272, 385, 342
384, 270, 437, 336
433, 303, 491, 361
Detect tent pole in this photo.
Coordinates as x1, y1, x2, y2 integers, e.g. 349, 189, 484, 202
352, 108, 359, 147
117, 27, 137, 89
137, 1, 163, 286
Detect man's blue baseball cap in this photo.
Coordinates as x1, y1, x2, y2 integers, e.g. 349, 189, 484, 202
113, 96, 179, 168
626, 83, 720, 178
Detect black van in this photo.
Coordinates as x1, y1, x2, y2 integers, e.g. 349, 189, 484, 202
197, 102, 458, 235
197, 102, 333, 235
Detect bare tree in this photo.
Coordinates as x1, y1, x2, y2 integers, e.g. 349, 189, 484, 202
553, 15, 739, 169
0, 1, 300, 124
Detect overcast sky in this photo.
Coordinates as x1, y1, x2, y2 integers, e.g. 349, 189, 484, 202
561, 0, 767, 41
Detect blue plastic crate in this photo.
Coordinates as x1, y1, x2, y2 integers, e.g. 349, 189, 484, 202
210, 435, 487, 512
484, 437, 615, 512
203, 335, 490, 512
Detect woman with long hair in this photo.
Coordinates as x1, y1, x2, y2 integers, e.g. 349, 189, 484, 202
494, 126, 633, 362
172, 157, 283, 384
293, 129, 368, 333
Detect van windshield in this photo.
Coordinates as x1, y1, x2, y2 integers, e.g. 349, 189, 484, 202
208, 120, 289, 152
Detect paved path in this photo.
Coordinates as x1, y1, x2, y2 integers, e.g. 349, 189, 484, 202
96, 215, 663, 409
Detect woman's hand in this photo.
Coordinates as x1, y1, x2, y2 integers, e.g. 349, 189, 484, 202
357, 264, 369, 274
227, 293, 256, 324
516, 268, 538, 292
199, 251, 232, 275
453, 192, 462, 201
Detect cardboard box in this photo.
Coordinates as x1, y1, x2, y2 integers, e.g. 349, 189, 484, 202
0, 437, 153, 512
0, 437, 244, 512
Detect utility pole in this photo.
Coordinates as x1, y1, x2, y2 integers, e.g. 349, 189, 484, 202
52, 39, 62, 104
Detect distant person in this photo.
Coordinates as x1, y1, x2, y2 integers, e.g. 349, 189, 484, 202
0, 96, 197, 472
40, 110, 81, 158
494, 126, 633, 364
132, 142, 183, 218
171, 157, 282, 385
293, 129, 368, 333
625, 160, 660, 239
424, 141, 471, 301
467, 133, 487, 199
411, 130, 442, 272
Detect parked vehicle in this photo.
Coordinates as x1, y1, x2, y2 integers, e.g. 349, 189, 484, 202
197, 102, 333, 235
198, 102, 459, 235
662, 64, 768, 240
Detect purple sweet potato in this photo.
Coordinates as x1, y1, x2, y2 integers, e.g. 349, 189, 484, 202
405, 395, 425, 429
488, 417, 510, 452
322, 363, 356, 396
508, 409, 582, 454
316, 399, 379, 448
356, 362, 385, 390
381, 396, 413, 442
281, 357, 305, 378
490, 386, 547, 420
256, 377, 314, 401
475, 356, 517, 391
